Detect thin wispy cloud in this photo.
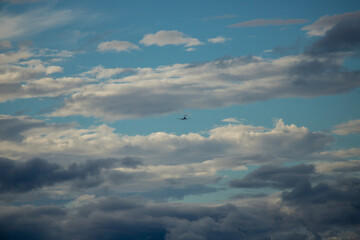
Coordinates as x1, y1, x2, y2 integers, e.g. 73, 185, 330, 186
222, 118, 240, 123
332, 119, 360, 135
228, 18, 308, 28
0, 8, 77, 40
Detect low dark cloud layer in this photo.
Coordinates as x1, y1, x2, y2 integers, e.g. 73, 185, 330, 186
229, 164, 315, 189
0, 192, 359, 240
0, 157, 125, 192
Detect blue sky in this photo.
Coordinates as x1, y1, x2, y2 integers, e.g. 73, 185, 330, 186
1, 0, 360, 239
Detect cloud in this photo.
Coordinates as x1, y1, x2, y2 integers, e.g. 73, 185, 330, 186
185, 47, 195, 52
0, 157, 127, 193
0, 115, 46, 142
332, 119, 360, 135
207, 36, 230, 44
230, 164, 315, 189
0, 49, 32, 65
221, 118, 240, 123
228, 18, 307, 28
97, 40, 140, 52
81, 65, 133, 79
0, 41, 12, 50
315, 160, 360, 173
305, 17, 360, 55
1, 193, 359, 240
302, 11, 360, 36
0, 8, 76, 40
0, 48, 86, 102
140, 30, 202, 47
50, 53, 360, 120
0, 116, 333, 167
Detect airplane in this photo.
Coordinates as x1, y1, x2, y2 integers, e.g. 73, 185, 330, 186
177, 114, 190, 120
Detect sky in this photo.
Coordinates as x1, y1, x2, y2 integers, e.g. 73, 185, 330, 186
0, 0, 360, 239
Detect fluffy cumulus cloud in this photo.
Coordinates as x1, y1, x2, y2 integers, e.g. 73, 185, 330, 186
228, 18, 307, 28
97, 40, 139, 52
0, 116, 332, 165
140, 30, 202, 48
0, 114, 340, 202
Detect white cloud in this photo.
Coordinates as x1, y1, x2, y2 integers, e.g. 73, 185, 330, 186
50, 54, 360, 120
0, 116, 332, 167
302, 11, 360, 36
332, 119, 360, 135
0, 47, 84, 102
315, 160, 360, 173
319, 147, 360, 159
97, 40, 139, 52
207, 36, 229, 43
0, 8, 76, 40
0, 115, 339, 197
222, 118, 240, 123
185, 47, 195, 52
228, 18, 307, 28
140, 30, 202, 47
82, 65, 132, 79
0, 50, 32, 65
45, 66, 63, 74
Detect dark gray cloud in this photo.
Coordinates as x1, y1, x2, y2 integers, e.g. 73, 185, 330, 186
306, 18, 360, 55
0, 157, 126, 192
229, 164, 315, 189
0, 115, 46, 142
282, 177, 360, 205
119, 156, 143, 168
1, 194, 359, 240
141, 184, 219, 200
228, 164, 360, 237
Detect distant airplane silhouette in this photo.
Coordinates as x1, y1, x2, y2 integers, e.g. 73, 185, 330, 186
177, 114, 190, 120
